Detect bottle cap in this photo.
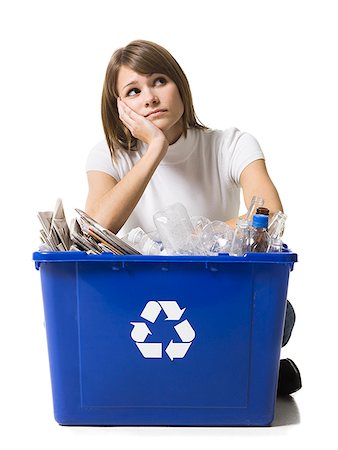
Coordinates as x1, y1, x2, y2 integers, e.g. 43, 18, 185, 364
256, 207, 270, 215
252, 214, 269, 229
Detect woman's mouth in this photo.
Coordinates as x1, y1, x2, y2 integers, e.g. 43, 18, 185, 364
146, 109, 167, 118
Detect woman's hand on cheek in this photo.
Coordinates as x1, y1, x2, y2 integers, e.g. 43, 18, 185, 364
117, 98, 167, 146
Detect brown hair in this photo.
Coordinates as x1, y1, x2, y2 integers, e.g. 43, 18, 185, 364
101, 39, 208, 154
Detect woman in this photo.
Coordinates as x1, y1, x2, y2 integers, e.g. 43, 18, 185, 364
85, 39, 301, 395
85, 39, 283, 236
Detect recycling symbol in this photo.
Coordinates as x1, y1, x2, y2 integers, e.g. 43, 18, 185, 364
130, 301, 196, 360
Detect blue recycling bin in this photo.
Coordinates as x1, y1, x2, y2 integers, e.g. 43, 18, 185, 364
33, 250, 297, 426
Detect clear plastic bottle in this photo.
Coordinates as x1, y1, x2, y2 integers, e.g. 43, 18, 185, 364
190, 216, 211, 236
153, 203, 194, 254
268, 237, 283, 252
245, 196, 264, 224
200, 221, 234, 255
121, 227, 162, 255
121, 227, 145, 246
267, 211, 287, 252
250, 214, 270, 252
182, 216, 212, 255
229, 218, 251, 256
268, 211, 287, 237
138, 235, 162, 255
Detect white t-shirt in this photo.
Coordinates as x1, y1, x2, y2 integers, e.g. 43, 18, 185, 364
86, 127, 264, 237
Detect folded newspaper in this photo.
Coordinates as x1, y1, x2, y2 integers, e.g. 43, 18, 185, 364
38, 199, 141, 255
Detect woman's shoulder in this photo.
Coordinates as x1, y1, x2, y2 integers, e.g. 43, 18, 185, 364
200, 126, 261, 149
194, 126, 243, 149
87, 139, 110, 165
89, 139, 110, 156
194, 125, 240, 137
85, 139, 115, 177
86, 138, 145, 179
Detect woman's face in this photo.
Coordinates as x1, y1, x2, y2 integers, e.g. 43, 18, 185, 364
116, 65, 184, 143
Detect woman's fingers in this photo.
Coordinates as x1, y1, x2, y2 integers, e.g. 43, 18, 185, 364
118, 99, 141, 125
118, 99, 136, 130
118, 98, 148, 133
117, 98, 128, 120
117, 97, 166, 145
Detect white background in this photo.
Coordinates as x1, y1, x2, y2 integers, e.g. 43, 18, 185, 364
1, 0, 337, 448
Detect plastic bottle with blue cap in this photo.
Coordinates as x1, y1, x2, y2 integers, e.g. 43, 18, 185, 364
250, 214, 270, 252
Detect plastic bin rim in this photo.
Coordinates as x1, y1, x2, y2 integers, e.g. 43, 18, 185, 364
33, 250, 297, 269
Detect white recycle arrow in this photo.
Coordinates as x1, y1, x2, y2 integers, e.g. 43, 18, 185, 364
130, 322, 152, 342
158, 301, 186, 320
136, 342, 162, 358
174, 319, 195, 342
165, 341, 192, 360
131, 300, 195, 360
140, 301, 162, 323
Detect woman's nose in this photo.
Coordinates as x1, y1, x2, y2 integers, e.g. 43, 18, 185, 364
144, 90, 159, 107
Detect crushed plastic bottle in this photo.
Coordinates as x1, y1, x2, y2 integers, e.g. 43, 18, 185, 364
190, 216, 211, 236
177, 215, 212, 255
200, 221, 234, 255
122, 201, 288, 256
180, 233, 207, 256
153, 203, 194, 254
229, 218, 251, 256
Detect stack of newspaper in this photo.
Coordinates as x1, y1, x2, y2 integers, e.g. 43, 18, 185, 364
38, 198, 72, 251
38, 199, 141, 255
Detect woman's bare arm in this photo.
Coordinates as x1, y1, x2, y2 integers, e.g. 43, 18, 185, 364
85, 99, 169, 233
85, 138, 168, 233
225, 159, 283, 228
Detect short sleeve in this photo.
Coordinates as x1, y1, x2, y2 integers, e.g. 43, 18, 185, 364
226, 130, 265, 186
85, 141, 121, 181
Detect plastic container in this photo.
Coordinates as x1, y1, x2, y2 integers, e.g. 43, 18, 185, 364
33, 249, 297, 426
153, 203, 194, 254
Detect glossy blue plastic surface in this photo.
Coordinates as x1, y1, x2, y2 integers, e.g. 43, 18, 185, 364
33, 250, 297, 426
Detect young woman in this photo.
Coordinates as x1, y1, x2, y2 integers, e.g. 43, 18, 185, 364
85, 39, 283, 236
85, 40, 301, 395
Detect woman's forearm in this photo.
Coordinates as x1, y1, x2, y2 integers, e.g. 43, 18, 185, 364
225, 214, 246, 229
225, 208, 283, 230
87, 140, 168, 234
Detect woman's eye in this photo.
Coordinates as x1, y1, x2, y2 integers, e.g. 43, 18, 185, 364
155, 77, 166, 86
127, 88, 140, 97
126, 78, 166, 97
